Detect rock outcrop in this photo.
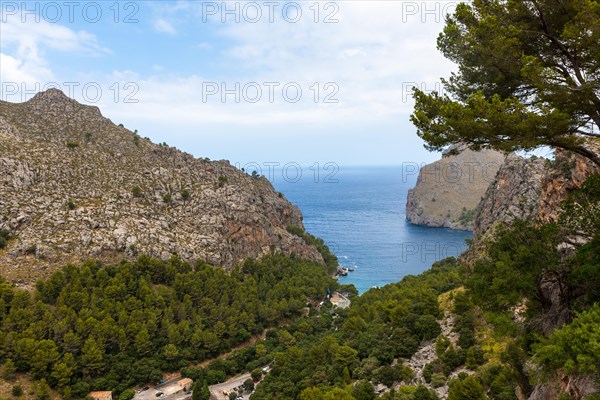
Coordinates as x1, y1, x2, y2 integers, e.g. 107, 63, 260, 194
473, 154, 547, 236
406, 145, 505, 231
474, 150, 599, 238
0, 89, 323, 283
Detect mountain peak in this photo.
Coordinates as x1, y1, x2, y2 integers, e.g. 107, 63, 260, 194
26, 88, 78, 108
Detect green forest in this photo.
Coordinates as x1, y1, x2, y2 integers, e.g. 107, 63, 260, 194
244, 175, 600, 400
0, 252, 339, 398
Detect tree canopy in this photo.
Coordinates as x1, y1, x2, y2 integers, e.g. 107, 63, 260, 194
411, 0, 600, 165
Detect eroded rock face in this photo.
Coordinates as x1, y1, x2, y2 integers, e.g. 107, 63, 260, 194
406, 145, 505, 231
0, 89, 323, 283
473, 154, 547, 236
474, 150, 599, 238
527, 372, 600, 400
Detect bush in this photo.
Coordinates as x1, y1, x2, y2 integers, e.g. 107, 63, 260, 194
448, 375, 486, 400
119, 389, 135, 400
67, 200, 76, 210
181, 189, 190, 202
412, 385, 437, 400
218, 176, 228, 187
132, 186, 142, 198
66, 141, 79, 149
431, 373, 446, 388
12, 386, 23, 397
352, 380, 375, 400
251, 368, 262, 381
242, 378, 254, 392
37, 379, 50, 400
0, 229, 9, 249
163, 193, 173, 204
414, 314, 441, 341
3, 358, 16, 380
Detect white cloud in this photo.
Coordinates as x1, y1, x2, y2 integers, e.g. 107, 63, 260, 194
0, 52, 52, 85
99, 2, 456, 128
154, 18, 177, 35
0, 18, 107, 57
0, 17, 108, 100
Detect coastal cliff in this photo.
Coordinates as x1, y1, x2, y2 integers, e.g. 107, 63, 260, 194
406, 145, 504, 231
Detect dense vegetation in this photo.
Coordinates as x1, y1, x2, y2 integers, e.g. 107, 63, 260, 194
250, 258, 462, 400
1, 174, 599, 400
2, 173, 599, 400
249, 174, 600, 400
0, 253, 337, 398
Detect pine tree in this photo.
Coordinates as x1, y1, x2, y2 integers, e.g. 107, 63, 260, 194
192, 381, 210, 400
81, 338, 103, 376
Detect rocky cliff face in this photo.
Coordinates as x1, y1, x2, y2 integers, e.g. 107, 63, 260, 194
474, 150, 599, 238
473, 154, 547, 236
0, 89, 323, 284
406, 145, 505, 231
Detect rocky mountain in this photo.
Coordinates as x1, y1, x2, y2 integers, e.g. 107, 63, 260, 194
0, 89, 322, 284
406, 144, 505, 231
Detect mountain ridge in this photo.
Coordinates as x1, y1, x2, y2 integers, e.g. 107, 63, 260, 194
0, 89, 323, 284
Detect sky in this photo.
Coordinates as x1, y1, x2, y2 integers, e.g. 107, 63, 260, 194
0, 0, 461, 166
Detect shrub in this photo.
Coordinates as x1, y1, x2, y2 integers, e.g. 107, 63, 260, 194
119, 389, 135, 400
25, 244, 37, 255
163, 193, 173, 204
218, 176, 228, 187
181, 189, 190, 202
251, 368, 262, 381
3, 359, 16, 380
67, 200, 76, 210
132, 186, 142, 198
448, 375, 486, 400
242, 378, 254, 392
431, 372, 446, 388
12, 386, 23, 397
352, 380, 375, 400
0, 229, 9, 249
67, 141, 79, 149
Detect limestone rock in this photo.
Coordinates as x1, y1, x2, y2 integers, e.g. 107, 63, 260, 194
406, 145, 505, 231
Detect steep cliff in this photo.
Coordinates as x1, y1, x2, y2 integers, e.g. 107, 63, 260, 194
0, 89, 323, 283
474, 150, 599, 238
406, 145, 505, 231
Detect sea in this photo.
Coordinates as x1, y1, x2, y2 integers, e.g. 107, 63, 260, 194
269, 165, 473, 294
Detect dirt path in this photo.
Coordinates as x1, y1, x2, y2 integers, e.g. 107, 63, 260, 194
194, 329, 272, 368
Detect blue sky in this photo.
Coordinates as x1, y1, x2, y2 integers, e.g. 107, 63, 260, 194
0, 1, 460, 166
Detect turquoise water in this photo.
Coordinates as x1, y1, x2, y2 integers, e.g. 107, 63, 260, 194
270, 166, 472, 294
